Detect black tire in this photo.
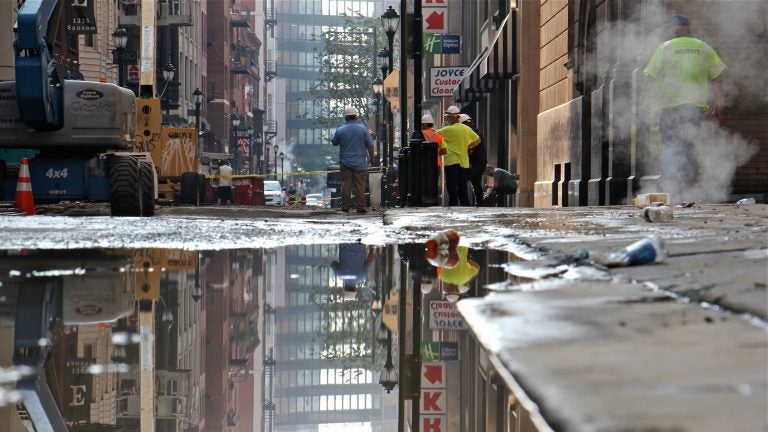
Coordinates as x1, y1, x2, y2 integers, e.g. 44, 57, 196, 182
109, 155, 142, 216
140, 160, 155, 216
180, 171, 199, 205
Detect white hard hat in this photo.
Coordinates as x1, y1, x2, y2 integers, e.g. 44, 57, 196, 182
421, 114, 434, 124
344, 106, 359, 117
445, 293, 460, 303
444, 105, 461, 115
458, 114, 471, 124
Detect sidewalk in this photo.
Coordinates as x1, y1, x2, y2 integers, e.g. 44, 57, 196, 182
385, 204, 767, 431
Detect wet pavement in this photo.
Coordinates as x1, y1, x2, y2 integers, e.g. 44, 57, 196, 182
0, 203, 765, 431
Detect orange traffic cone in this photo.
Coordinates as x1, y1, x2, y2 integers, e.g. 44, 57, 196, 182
14, 158, 35, 215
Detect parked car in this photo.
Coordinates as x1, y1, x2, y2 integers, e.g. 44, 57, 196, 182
305, 193, 324, 208
264, 180, 283, 206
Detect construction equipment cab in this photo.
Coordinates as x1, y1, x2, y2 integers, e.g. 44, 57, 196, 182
0, 0, 157, 216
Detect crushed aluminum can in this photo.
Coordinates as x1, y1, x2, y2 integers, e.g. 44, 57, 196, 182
605, 234, 667, 267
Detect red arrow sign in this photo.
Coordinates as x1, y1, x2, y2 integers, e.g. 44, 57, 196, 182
424, 11, 445, 31
424, 364, 443, 385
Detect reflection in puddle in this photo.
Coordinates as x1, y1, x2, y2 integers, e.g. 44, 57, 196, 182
0, 245, 518, 431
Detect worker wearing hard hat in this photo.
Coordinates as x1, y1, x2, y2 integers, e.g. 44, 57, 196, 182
332, 106, 375, 213
437, 105, 480, 206
421, 114, 445, 167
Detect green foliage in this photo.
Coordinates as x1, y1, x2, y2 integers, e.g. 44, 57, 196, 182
311, 14, 385, 138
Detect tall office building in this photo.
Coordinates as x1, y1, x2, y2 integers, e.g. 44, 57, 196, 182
273, 244, 386, 431
272, 1, 385, 185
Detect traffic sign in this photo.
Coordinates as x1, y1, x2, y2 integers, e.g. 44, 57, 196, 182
423, 8, 446, 33
128, 65, 139, 81
421, 361, 445, 389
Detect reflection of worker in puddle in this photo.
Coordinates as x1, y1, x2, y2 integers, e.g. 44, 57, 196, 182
435, 245, 480, 302
331, 243, 375, 300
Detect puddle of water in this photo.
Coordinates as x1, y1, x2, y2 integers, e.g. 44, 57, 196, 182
0, 244, 522, 430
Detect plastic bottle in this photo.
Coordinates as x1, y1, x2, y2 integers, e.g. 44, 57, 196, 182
736, 198, 756, 205
642, 205, 674, 222
424, 229, 460, 252
424, 229, 460, 267
605, 234, 667, 267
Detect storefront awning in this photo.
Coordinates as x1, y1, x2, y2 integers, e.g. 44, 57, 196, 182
453, 9, 517, 102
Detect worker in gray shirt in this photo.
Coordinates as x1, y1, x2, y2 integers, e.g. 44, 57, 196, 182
484, 165, 518, 207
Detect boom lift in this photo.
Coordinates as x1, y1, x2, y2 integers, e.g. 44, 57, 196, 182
0, 0, 156, 216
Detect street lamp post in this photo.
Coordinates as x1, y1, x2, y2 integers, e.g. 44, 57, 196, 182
230, 114, 241, 171
381, 6, 399, 207
279, 151, 285, 184
193, 87, 203, 161
246, 124, 254, 174
273, 144, 279, 179
162, 61, 176, 125
111, 28, 128, 87
372, 78, 383, 166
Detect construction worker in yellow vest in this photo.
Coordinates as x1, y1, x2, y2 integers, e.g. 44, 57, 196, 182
643, 14, 726, 199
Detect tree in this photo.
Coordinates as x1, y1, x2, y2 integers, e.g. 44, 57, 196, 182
311, 15, 384, 143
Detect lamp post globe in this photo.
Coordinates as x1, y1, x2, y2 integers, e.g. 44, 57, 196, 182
377, 48, 389, 80
372, 78, 384, 96
162, 61, 176, 124
112, 28, 128, 49
112, 28, 129, 87
273, 144, 279, 178
381, 5, 400, 37
379, 329, 398, 393
191, 284, 203, 303
162, 61, 175, 82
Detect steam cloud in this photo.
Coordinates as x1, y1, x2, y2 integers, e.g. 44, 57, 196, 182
610, 0, 765, 203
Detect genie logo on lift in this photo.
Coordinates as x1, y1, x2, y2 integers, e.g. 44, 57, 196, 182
76, 89, 104, 100
75, 304, 103, 317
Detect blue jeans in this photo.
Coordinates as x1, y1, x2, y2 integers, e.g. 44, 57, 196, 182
659, 105, 703, 195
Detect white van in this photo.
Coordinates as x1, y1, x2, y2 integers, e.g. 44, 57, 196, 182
263, 180, 283, 206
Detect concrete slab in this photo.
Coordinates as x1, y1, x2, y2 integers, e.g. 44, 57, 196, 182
458, 282, 768, 432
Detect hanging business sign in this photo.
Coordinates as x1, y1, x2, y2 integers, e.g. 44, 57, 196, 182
429, 67, 468, 98
67, 0, 97, 34
424, 34, 462, 55
428, 299, 467, 330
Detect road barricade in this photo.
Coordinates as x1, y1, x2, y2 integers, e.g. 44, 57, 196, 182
233, 176, 264, 206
